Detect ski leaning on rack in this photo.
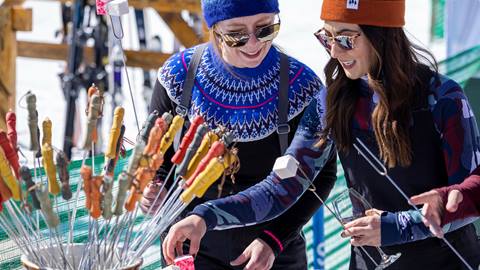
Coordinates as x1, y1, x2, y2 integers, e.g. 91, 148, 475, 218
61, 0, 110, 159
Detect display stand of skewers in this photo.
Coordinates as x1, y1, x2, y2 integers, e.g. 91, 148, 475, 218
0, 84, 239, 270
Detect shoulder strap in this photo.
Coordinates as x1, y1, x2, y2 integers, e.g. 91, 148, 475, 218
176, 43, 207, 117
277, 52, 290, 154
174, 44, 207, 151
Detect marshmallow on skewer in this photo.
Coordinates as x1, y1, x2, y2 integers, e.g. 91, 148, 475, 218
272, 155, 299, 179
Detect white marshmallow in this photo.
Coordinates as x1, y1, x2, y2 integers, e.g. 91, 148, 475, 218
273, 155, 299, 179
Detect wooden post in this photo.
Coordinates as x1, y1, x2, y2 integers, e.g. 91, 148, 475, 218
0, 0, 31, 129
156, 11, 208, 48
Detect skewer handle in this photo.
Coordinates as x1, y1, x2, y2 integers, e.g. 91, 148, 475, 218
41, 118, 52, 146
20, 165, 41, 209
81, 95, 102, 150
102, 174, 114, 219
186, 141, 225, 187
104, 125, 125, 176
171, 115, 204, 165
138, 110, 159, 144
42, 144, 60, 196
0, 177, 12, 202
106, 107, 125, 159
176, 124, 208, 177
185, 131, 219, 180
36, 184, 59, 228
56, 151, 71, 200
113, 172, 129, 216
0, 131, 20, 178
158, 115, 184, 155
124, 154, 161, 212
144, 126, 163, 156
126, 142, 145, 177
90, 175, 103, 219
81, 166, 93, 209
156, 117, 169, 135
0, 148, 20, 200
26, 92, 40, 153
181, 152, 237, 203
161, 112, 174, 126
6, 111, 17, 153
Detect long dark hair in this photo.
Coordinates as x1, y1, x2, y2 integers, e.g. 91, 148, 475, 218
321, 26, 438, 168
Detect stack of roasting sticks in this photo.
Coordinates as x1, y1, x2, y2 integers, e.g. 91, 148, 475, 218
0, 85, 239, 270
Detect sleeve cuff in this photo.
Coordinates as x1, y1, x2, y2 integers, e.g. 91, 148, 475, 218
189, 204, 218, 230
380, 211, 402, 246
258, 230, 284, 257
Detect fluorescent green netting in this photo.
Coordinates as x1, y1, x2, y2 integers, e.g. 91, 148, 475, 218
439, 45, 480, 87
431, 0, 445, 41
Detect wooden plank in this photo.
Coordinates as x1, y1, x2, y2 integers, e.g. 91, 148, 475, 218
39, 0, 201, 13
17, 41, 171, 70
0, 7, 16, 129
1, 0, 25, 8
11, 6, 32, 31
157, 11, 205, 48
130, 0, 201, 13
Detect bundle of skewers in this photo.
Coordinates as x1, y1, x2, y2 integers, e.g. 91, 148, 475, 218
0, 85, 239, 270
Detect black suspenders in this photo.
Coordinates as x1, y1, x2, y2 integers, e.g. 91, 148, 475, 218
177, 44, 207, 117
277, 52, 290, 154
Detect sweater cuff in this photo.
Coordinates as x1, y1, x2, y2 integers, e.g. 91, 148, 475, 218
380, 211, 402, 246
258, 230, 284, 257
438, 186, 479, 225
189, 204, 218, 230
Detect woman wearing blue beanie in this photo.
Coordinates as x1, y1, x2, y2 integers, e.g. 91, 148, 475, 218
144, 0, 337, 269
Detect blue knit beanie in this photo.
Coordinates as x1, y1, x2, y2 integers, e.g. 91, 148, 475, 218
202, 0, 280, 28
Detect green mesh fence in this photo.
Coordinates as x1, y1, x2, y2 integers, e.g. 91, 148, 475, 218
303, 159, 350, 270
431, 0, 445, 41
439, 45, 480, 87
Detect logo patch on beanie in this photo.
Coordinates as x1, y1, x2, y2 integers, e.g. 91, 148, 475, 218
346, 0, 359, 10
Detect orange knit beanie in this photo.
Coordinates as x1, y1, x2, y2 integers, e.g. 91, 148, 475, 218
321, 0, 405, 27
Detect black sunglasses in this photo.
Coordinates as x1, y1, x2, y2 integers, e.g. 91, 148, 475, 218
214, 21, 281, 48
314, 28, 360, 51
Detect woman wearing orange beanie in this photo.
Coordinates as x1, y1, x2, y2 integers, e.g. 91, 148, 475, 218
164, 0, 480, 269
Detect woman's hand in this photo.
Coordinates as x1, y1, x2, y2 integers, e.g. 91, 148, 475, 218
139, 180, 167, 215
162, 215, 207, 264
230, 238, 275, 270
341, 209, 383, 246
410, 189, 463, 238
